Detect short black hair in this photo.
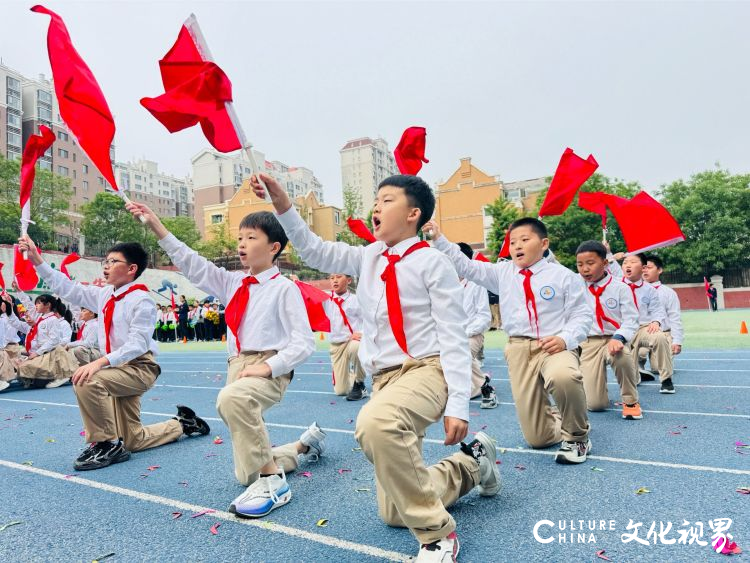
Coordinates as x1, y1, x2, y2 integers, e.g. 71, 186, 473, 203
377, 174, 435, 230
457, 242, 474, 260
625, 253, 647, 266
645, 255, 664, 270
35, 294, 59, 309
81, 306, 98, 318
575, 240, 607, 260
108, 242, 148, 279
509, 217, 548, 239
239, 211, 288, 261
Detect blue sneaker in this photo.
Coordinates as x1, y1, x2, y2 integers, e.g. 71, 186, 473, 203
229, 472, 291, 518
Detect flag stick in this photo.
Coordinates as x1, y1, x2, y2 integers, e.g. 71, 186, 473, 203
602, 227, 608, 244
183, 14, 270, 201
20, 201, 33, 259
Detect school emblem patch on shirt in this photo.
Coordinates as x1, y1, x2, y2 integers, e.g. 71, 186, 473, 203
605, 298, 618, 309
540, 286, 555, 300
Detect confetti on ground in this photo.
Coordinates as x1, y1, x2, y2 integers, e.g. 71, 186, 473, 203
736, 487, 750, 495
595, 549, 612, 561
635, 487, 651, 495
495, 461, 501, 465
515, 464, 526, 471
172, 512, 182, 519
91, 553, 115, 563
147, 465, 161, 471
346, 419, 353, 424
21, 461, 32, 466
210, 522, 221, 535
355, 488, 371, 492
190, 509, 216, 518
316, 519, 329, 527
64, 474, 78, 479
337, 469, 352, 475
591, 467, 605, 472
178, 481, 189, 488
352, 447, 362, 452
297, 471, 312, 478
45, 438, 55, 443
480, 425, 488, 430
213, 436, 223, 445
712, 536, 743, 555
204, 453, 218, 458
668, 431, 682, 436
0, 521, 23, 532
329, 401, 336, 405
470, 412, 480, 416
79, 430, 86, 436
139, 474, 149, 479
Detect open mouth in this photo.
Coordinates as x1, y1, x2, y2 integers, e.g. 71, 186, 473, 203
372, 216, 381, 231
238, 252, 247, 260
514, 251, 525, 260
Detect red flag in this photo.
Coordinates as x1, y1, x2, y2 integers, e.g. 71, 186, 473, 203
607, 192, 685, 254
498, 229, 511, 258
474, 252, 490, 262
141, 24, 241, 153
538, 148, 599, 218
59, 252, 81, 279
704, 276, 711, 298
32, 5, 118, 190
20, 125, 56, 209
0, 261, 5, 290
170, 290, 176, 309
578, 192, 629, 228
346, 217, 376, 243
14, 245, 39, 292
294, 280, 331, 333
394, 126, 429, 175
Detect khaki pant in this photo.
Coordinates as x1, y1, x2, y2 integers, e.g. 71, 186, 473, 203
0, 350, 15, 382
330, 339, 366, 396
580, 336, 638, 411
354, 356, 479, 545
75, 353, 183, 451
505, 337, 589, 448
490, 303, 501, 329
216, 351, 300, 486
18, 346, 77, 381
470, 334, 487, 398
4, 343, 23, 362
632, 326, 673, 382
71, 346, 104, 366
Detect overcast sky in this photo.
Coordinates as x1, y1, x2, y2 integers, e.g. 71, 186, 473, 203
3, 0, 749, 207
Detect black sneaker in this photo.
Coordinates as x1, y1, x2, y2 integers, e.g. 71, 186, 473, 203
74, 440, 130, 471
638, 368, 656, 382
660, 378, 675, 394
346, 381, 368, 401
174, 404, 211, 436
480, 376, 498, 409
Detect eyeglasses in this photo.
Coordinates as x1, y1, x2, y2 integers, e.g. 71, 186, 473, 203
101, 258, 129, 267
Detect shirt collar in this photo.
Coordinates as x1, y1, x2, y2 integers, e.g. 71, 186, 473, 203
248, 265, 280, 284
652, 281, 662, 288
388, 236, 421, 256
513, 257, 548, 275
588, 272, 611, 288
112, 280, 139, 298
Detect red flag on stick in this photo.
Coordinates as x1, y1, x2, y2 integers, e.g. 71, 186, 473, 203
346, 217, 376, 243
704, 276, 711, 298
498, 229, 511, 259
474, 252, 490, 262
293, 280, 331, 333
170, 290, 176, 309
607, 192, 685, 254
60, 252, 81, 279
394, 127, 429, 175
578, 191, 630, 229
14, 245, 39, 291
538, 148, 598, 218
32, 5, 118, 190
141, 23, 241, 153
0, 261, 6, 291
20, 125, 55, 209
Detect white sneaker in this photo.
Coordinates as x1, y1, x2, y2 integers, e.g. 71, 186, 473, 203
0, 380, 10, 392
229, 472, 291, 518
416, 531, 459, 562
45, 378, 70, 389
474, 432, 502, 497
299, 421, 327, 462
554, 439, 593, 465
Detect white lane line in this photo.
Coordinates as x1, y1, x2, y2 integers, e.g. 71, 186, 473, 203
2, 398, 750, 475
0, 459, 409, 561
488, 378, 750, 390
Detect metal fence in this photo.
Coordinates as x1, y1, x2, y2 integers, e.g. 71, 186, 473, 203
662, 266, 750, 288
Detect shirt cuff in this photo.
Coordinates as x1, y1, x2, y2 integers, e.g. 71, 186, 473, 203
265, 354, 286, 378
433, 236, 450, 251
105, 351, 123, 367
444, 396, 470, 423
275, 205, 304, 230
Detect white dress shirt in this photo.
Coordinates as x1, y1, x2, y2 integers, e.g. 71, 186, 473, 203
621, 277, 667, 327
462, 280, 491, 337
158, 234, 314, 377
1, 313, 21, 345
277, 206, 472, 421
582, 273, 639, 342
69, 319, 100, 349
57, 317, 72, 344
651, 281, 684, 345
35, 263, 159, 367
434, 237, 593, 351
0, 316, 10, 349
324, 291, 363, 344
25, 313, 59, 355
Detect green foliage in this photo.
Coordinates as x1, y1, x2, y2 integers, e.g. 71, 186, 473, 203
196, 221, 235, 259
484, 197, 524, 261
337, 184, 367, 246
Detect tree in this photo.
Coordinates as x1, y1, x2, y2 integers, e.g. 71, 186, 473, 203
81, 192, 151, 256
162, 216, 201, 250
196, 222, 235, 259
485, 197, 523, 261
0, 155, 72, 246
535, 174, 640, 269
657, 168, 750, 274
336, 184, 368, 246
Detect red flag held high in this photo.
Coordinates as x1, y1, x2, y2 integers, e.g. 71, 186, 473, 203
32, 5, 118, 190
578, 192, 629, 228
294, 280, 331, 333
141, 24, 241, 153
394, 126, 429, 175
474, 252, 490, 262
20, 125, 56, 209
538, 148, 598, 218
498, 229, 511, 259
607, 191, 685, 254
346, 217, 376, 243
60, 252, 81, 279
14, 245, 39, 291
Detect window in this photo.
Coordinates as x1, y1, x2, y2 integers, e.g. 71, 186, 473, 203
57, 166, 69, 176
37, 89, 53, 104
135, 184, 142, 190
72, 153, 76, 162
38, 106, 52, 121
135, 174, 142, 181
83, 164, 89, 174
83, 180, 89, 192
73, 170, 77, 179
211, 214, 224, 224
7, 132, 21, 147
334, 211, 340, 225
7, 113, 21, 128
57, 131, 69, 141
6, 94, 21, 110
6, 76, 20, 91
7, 150, 21, 161
58, 148, 69, 158
39, 160, 52, 171
98, 176, 104, 186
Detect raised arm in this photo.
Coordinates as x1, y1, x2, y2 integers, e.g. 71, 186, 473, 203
250, 173, 365, 276
559, 273, 594, 351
